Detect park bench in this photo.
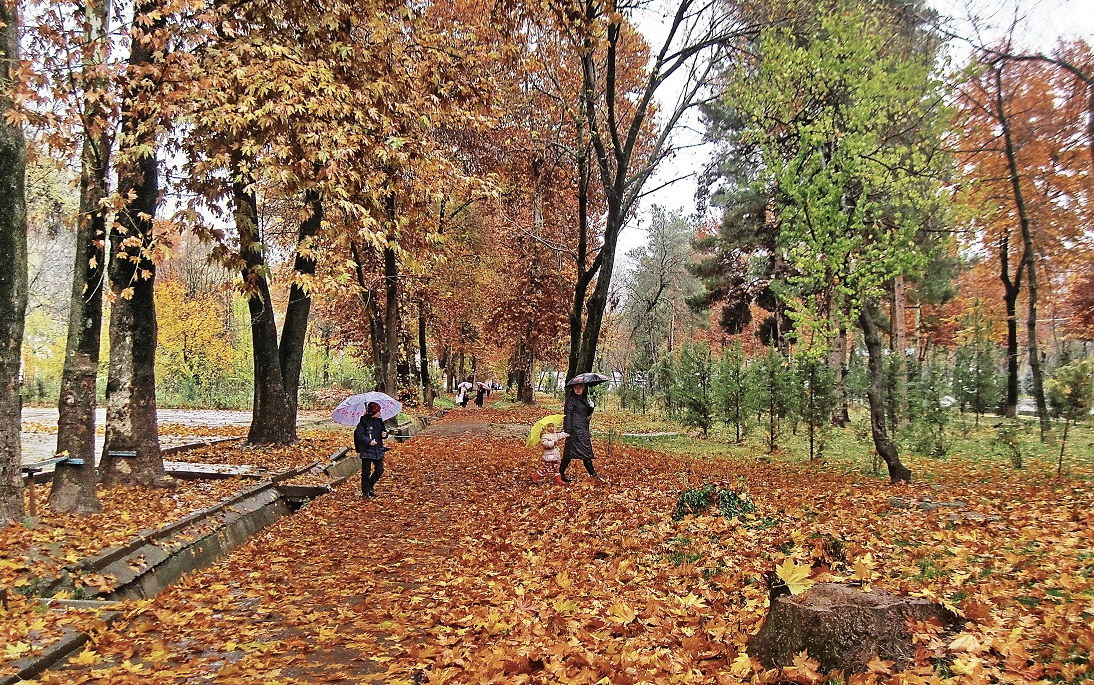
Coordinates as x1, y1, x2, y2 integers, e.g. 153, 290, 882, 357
21, 455, 86, 517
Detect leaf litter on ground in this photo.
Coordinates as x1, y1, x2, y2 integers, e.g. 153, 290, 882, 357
21, 406, 1093, 684
0, 433, 347, 678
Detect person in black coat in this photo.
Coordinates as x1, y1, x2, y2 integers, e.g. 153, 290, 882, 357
560, 382, 602, 482
354, 401, 388, 497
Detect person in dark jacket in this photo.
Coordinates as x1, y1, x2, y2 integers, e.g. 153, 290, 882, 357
354, 401, 388, 497
560, 382, 602, 482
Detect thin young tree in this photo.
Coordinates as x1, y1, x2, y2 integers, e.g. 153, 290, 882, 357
539, 0, 744, 379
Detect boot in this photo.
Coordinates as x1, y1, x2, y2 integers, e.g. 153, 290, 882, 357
531, 472, 542, 483
553, 474, 566, 485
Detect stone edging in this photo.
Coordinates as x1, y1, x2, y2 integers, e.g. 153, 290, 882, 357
2, 446, 353, 683
2, 421, 441, 682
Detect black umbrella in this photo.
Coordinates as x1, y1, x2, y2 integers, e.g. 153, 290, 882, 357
566, 372, 612, 387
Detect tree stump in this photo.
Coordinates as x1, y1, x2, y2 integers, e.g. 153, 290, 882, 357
749, 583, 961, 674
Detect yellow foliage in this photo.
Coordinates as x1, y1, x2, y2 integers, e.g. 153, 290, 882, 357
155, 279, 237, 384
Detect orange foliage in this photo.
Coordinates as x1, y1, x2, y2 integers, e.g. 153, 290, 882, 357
955, 44, 1094, 341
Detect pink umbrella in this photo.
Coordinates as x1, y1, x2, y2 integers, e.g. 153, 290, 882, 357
331, 392, 403, 425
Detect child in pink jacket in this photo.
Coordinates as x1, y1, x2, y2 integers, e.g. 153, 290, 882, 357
532, 423, 569, 484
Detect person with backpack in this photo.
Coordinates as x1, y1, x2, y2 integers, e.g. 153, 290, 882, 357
354, 401, 388, 497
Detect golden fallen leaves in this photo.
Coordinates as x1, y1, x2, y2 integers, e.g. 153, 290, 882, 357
7, 410, 1092, 684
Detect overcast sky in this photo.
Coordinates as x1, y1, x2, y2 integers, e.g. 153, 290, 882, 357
620, 0, 1094, 260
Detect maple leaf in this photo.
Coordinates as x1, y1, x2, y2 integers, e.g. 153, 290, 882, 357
729, 652, 753, 677
69, 648, 100, 666
4, 641, 30, 658
606, 602, 636, 625
791, 651, 824, 683
775, 559, 815, 595
852, 553, 874, 584
949, 634, 983, 654
865, 655, 893, 674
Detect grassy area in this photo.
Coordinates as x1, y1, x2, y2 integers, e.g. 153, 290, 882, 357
591, 395, 1094, 483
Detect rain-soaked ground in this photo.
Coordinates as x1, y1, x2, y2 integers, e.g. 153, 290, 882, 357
20, 407, 330, 464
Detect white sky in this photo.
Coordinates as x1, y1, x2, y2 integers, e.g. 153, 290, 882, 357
622, 0, 1094, 259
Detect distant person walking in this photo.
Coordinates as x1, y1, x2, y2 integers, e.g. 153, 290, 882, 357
560, 381, 602, 482
354, 401, 388, 497
474, 383, 487, 407
456, 380, 473, 408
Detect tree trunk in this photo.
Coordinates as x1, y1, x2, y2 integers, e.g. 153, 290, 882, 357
891, 276, 908, 430
576, 199, 622, 375
382, 244, 399, 394
350, 241, 384, 385
514, 337, 534, 404
829, 306, 849, 427
996, 66, 1048, 434
418, 298, 434, 407
50, 2, 111, 511
859, 301, 912, 484
233, 171, 296, 445
566, 146, 592, 381
277, 189, 322, 417
0, 0, 27, 522
100, 0, 169, 487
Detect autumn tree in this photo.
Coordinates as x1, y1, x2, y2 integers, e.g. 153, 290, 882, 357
956, 47, 1092, 428
0, 0, 28, 522
43, 0, 115, 512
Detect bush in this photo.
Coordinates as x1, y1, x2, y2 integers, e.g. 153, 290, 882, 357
673, 484, 756, 520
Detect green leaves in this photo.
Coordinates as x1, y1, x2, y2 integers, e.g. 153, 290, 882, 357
721, 0, 950, 320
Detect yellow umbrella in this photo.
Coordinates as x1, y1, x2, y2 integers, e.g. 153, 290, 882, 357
527, 414, 566, 448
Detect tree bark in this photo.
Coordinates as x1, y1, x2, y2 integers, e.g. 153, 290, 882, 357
51, 0, 111, 513
350, 241, 384, 383
566, 136, 592, 381
0, 0, 27, 522
1000, 233, 1021, 418
382, 243, 399, 394
277, 188, 322, 417
234, 170, 296, 445
514, 337, 534, 404
859, 301, 912, 484
100, 0, 169, 487
828, 299, 850, 427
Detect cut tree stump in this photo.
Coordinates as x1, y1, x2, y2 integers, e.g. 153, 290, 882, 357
749, 583, 961, 674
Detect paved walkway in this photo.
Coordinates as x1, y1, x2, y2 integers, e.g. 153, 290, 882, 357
20, 407, 329, 464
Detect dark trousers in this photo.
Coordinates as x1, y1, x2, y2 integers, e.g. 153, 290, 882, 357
559, 454, 597, 478
361, 458, 384, 494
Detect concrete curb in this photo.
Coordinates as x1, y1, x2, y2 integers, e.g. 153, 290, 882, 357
4, 447, 351, 681
4, 425, 438, 682
0, 610, 120, 685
